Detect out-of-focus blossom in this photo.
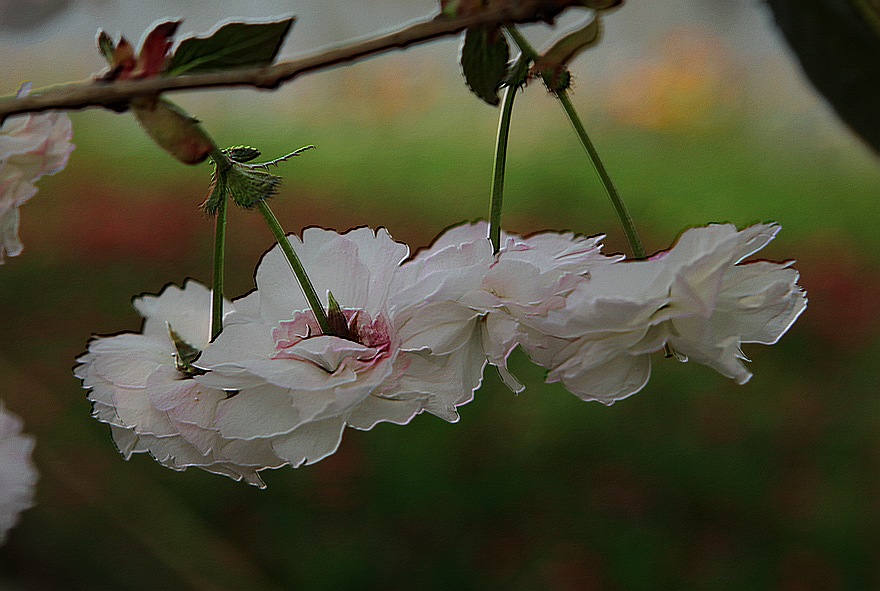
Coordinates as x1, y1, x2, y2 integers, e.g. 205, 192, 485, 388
75, 280, 284, 487
393, 221, 621, 390
0, 86, 74, 263
0, 401, 37, 545
195, 227, 485, 469
540, 223, 807, 404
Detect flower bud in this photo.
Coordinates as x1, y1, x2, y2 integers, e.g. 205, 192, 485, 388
131, 97, 216, 165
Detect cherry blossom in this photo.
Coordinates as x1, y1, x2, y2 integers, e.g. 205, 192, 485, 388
194, 227, 486, 469
536, 223, 807, 404
0, 86, 74, 263
392, 221, 621, 391
0, 402, 38, 545
75, 280, 285, 487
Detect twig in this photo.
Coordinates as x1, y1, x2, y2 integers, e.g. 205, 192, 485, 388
0, 0, 583, 119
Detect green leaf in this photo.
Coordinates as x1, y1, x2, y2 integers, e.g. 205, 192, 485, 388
225, 145, 262, 163
460, 25, 510, 106
96, 30, 115, 64
165, 17, 295, 76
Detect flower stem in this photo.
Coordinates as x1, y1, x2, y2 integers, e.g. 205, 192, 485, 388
504, 25, 646, 260
210, 191, 228, 341
488, 82, 518, 253
555, 92, 646, 259
489, 45, 533, 253
255, 200, 333, 335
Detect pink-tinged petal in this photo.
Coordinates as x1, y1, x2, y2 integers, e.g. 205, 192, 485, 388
275, 335, 378, 372
0, 99, 74, 264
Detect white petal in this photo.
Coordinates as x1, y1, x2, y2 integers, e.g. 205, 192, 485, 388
217, 384, 332, 439
346, 395, 425, 430
396, 302, 482, 354
549, 351, 652, 405
271, 418, 346, 467
134, 280, 215, 347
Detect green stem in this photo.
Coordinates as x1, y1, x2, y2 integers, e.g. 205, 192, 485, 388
488, 44, 533, 253
556, 92, 645, 259
256, 200, 333, 335
488, 83, 518, 253
210, 192, 228, 341
504, 25, 646, 260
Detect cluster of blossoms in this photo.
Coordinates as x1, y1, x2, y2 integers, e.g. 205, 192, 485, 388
76, 221, 805, 487
0, 86, 74, 263
0, 402, 38, 545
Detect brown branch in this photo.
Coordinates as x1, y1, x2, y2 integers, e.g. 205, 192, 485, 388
0, 0, 581, 120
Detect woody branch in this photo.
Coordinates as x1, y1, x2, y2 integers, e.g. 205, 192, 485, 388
0, 0, 594, 120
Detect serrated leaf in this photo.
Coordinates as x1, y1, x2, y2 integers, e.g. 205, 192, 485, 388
224, 165, 282, 209
460, 26, 510, 106
165, 17, 295, 76
225, 146, 262, 163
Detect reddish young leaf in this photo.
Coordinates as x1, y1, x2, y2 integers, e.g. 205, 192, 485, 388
134, 20, 181, 79
107, 37, 137, 80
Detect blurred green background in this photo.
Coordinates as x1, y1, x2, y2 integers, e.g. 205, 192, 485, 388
1, 1, 879, 589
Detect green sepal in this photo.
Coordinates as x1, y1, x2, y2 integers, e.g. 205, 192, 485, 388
225, 145, 262, 163
326, 291, 356, 340
96, 30, 116, 64
168, 323, 207, 377
203, 144, 314, 214
203, 159, 228, 215
224, 164, 283, 209
460, 25, 510, 106
165, 17, 295, 76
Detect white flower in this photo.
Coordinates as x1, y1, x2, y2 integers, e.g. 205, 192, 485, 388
75, 280, 284, 487
0, 86, 74, 263
540, 223, 807, 404
195, 227, 486, 469
393, 222, 621, 391
0, 402, 38, 545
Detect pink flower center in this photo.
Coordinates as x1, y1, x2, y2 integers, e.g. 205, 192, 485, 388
271, 309, 393, 374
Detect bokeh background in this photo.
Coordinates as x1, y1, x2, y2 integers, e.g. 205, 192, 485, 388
1, 1, 879, 589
